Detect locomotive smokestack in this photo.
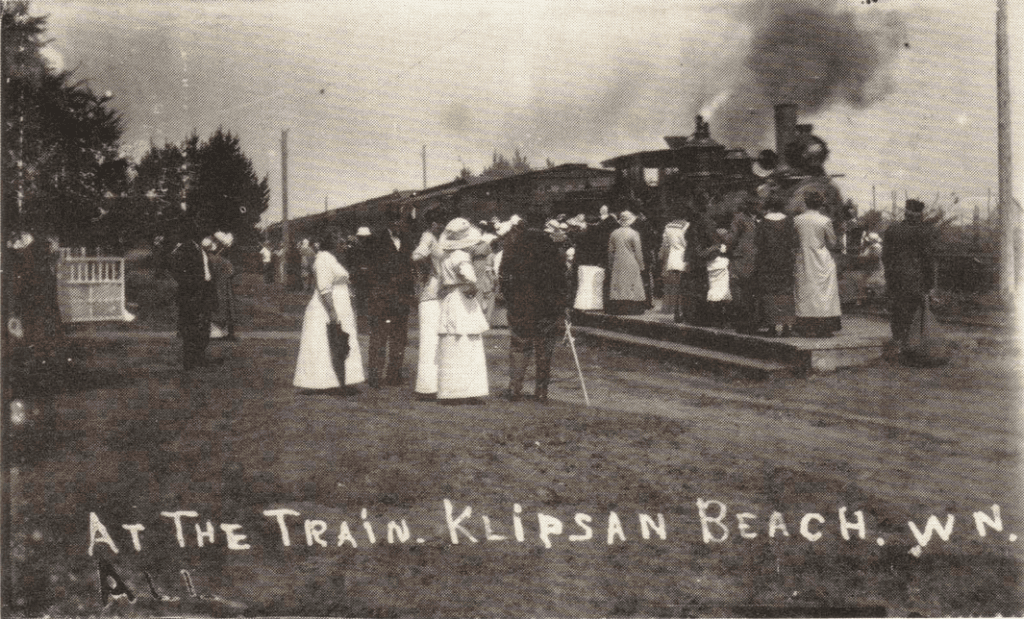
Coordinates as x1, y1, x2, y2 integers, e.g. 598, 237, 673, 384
774, 103, 798, 159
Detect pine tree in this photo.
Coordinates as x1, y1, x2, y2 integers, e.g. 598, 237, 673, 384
2, 0, 129, 243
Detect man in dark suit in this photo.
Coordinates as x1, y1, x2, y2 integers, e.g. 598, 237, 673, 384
165, 224, 216, 370
882, 199, 935, 350
364, 211, 415, 387
499, 212, 569, 403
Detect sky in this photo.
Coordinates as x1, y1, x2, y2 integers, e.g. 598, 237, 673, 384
30, 0, 1024, 226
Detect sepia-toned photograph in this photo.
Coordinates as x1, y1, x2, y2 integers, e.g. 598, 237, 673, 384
2, 0, 1022, 616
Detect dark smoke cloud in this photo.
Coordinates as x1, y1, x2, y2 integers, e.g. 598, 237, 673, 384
710, 0, 906, 150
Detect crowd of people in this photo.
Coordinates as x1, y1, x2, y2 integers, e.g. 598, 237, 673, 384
169, 192, 935, 396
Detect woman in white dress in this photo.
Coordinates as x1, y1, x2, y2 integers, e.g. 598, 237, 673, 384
434, 218, 490, 401
293, 231, 365, 391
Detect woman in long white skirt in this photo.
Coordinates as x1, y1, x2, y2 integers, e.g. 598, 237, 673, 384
294, 232, 365, 390
411, 217, 444, 396
435, 218, 489, 401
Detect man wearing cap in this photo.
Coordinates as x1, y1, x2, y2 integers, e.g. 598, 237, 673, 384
347, 226, 374, 331
882, 199, 935, 350
500, 213, 570, 402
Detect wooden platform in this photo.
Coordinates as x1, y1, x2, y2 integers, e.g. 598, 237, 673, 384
571, 307, 892, 377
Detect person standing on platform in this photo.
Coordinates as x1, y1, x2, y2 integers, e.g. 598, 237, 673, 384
434, 218, 490, 402
364, 215, 415, 388
572, 214, 607, 312
606, 210, 647, 315
728, 196, 760, 334
882, 198, 935, 351
499, 212, 569, 402
658, 217, 689, 315
594, 204, 618, 308
753, 196, 798, 337
411, 210, 446, 397
293, 230, 365, 392
793, 191, 842, 337
676, 206, 715, 325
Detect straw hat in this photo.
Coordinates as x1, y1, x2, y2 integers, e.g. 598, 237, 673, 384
618, 210, 637, 226
865, 232, 882, 244
439, 217, 483, 251
356, 226, 372, 237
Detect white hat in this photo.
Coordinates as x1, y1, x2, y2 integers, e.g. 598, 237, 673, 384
618, 210, 637, 226
865, 232, 882, 244
214, 231, 234, 247
495, 221, 513, 237
439, 217, 483, 251
201, 237, 216, 251
356, 226, 372, 237
544, 219, 568, 234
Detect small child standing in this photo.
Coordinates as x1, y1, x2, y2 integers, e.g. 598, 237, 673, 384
705, 227, 732, 328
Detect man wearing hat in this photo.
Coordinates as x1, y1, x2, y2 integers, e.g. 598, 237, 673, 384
165, 223, 216, 369
347, 226, 374, 331
364, 213, 415, 388
499, 211, 569, 402
882, 199, 935, 350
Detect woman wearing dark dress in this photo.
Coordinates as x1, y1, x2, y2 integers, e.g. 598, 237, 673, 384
753, 197, 798, 337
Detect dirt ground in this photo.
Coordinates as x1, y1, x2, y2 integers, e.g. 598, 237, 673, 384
4, 274, 1022, 617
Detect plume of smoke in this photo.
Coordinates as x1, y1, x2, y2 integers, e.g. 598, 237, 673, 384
708, 0, 906, 150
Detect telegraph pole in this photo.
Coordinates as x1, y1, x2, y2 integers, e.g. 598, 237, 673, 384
996, 0, 1017, 304
279, 129, 289, 284
422, 145, 427, 189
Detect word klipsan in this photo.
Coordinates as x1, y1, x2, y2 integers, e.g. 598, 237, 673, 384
87, 500, 1012, 557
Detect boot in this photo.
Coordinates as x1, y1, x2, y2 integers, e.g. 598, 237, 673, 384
508, 348, 529, 400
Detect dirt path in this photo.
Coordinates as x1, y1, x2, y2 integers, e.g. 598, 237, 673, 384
7, 320, 1021, 617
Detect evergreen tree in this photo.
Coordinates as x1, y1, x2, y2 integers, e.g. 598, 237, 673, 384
2, 0, 129, 243
131, 129, 269, 245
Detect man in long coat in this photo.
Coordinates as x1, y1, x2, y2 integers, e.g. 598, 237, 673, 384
499, 212, 569, 402
607, 210, 648, 315
165, 224, 215, 370
882, 198, 935, 349
364, 214, 415, 387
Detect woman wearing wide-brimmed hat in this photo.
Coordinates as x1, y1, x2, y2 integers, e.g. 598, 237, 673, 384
433, 218, 490, 401
606, 210, 648, 315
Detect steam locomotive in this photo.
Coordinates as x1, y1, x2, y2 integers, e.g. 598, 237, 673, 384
600, 103, 847, 227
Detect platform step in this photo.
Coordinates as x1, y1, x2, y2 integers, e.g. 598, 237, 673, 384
572, 326, 796, 379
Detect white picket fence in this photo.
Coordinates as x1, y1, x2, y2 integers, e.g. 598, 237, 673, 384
56, 251, 136, 323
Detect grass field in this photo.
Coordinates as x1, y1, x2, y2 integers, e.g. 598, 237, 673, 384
4, 272, 1022, 617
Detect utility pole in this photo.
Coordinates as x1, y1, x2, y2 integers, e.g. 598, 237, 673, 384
279, 129, 289, 284
872, 185, 876, 213
996, 0, 1017, 304
422, 145, 427, 190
